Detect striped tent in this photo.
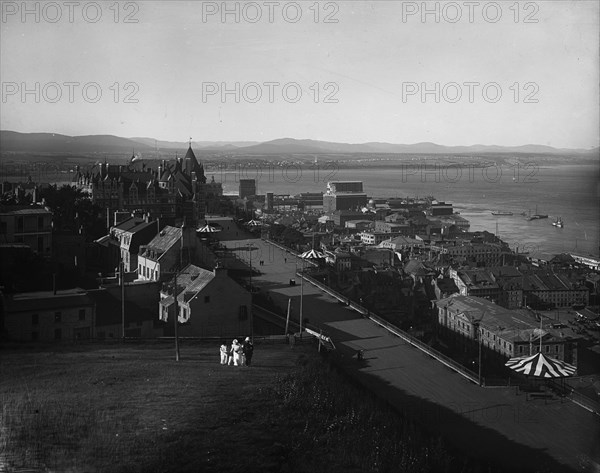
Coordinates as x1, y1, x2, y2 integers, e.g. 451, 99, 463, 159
299, 249, 326, 260
196, 224, 222, 233
505, 352, 577, 378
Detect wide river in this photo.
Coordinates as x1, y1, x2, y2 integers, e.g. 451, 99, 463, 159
215, 161, 599, 260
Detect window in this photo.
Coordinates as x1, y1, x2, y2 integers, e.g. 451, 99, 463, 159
204, 295, 210, 303
79, 309, 85, 320
32, 332, 39, 341
54, 311, 61, 322
17, 217, 23, 232
238, 305, 248, 321
38, 216, 44, 229
32, 313, 39, 325
519, 346, 523, 354
54, 328, 62, 340
545, 345, 549, 353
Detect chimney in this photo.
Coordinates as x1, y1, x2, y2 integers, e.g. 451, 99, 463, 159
213, 262, 227, 277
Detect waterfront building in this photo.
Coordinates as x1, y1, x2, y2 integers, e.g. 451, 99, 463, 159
428, 201, 453, 216
323, 181, 368, 213
570, 254, 600, 271
239, 179, 256, 198
0, 205, 53, 257
521, 271, 589, 308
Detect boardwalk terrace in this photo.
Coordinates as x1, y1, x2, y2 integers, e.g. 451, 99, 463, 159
435, 295, 579, 365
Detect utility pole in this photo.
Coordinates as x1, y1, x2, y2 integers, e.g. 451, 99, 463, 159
299, 257, 304, 339
120, 260, 125, 340
173, 223, 183, 362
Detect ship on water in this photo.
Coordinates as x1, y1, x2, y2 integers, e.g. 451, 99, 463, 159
526, 205, 549, 221
491, 211, 513, 216
552, 217, 564, 228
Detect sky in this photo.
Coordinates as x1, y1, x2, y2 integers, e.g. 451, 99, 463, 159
1, 0, 598, 148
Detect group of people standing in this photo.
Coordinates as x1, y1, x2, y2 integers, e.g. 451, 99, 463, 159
220, 337, 254, 366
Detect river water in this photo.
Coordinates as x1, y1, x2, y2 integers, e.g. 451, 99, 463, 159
216, 161, 599, 260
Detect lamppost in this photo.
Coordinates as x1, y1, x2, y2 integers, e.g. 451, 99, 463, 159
246, 243, 256, 342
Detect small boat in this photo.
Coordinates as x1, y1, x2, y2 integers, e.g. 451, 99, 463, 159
491, 211, 513, 216
552, 217, 564, 228
526, 205, 548, 220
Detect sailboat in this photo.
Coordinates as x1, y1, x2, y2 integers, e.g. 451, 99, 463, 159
552, 217, 564, 228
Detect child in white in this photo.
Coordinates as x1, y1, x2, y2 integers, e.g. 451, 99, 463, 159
220, 344, 228, 364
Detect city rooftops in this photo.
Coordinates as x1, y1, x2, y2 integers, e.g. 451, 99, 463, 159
436, 295, 577, 341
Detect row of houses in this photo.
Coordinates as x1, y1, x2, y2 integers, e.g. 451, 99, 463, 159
449, 266, 590, 309
1, 263, 251, 342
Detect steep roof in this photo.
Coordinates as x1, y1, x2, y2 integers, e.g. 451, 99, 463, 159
141, 226, 181, 259
163, 264, 216, 304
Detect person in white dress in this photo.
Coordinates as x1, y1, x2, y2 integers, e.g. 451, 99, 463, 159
229, 339, 241, 366
219, 343, 228, 364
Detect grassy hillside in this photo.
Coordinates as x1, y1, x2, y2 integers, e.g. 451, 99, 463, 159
1, 341, 497, 473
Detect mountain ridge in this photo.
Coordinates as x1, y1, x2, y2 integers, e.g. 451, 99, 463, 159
1, 130, 597, 156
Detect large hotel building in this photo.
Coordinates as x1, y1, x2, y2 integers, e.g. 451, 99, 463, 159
323, 181, 368, 213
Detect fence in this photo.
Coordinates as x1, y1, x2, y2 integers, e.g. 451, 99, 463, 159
298, 271, 481, 386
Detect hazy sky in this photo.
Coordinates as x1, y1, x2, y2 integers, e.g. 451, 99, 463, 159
1, 1, 598, 148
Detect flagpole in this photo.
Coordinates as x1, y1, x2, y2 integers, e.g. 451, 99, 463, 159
299, 258, 304, 340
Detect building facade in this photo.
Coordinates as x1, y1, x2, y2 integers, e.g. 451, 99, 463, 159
159, 264, 251, 338
0, 205, 53, 257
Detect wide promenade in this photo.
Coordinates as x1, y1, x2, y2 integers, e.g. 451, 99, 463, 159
210, 220, 599, 473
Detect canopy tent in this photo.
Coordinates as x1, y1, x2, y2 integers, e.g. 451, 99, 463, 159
246, 220, 262, 226
196, 224, 222, 233
299, 249, 326, 260
505, 352, 577, 378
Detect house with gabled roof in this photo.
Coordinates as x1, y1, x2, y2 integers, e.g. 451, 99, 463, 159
136, 225, 216, 282
159, 264, 251, 338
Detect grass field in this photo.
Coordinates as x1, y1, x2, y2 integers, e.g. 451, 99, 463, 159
1, 341, 498, 473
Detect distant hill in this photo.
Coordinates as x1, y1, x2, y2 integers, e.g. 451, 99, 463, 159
129, 137, 260, 150
0, 131, 152, 154
228, 138, 599, 156
2, 130, 597, 157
